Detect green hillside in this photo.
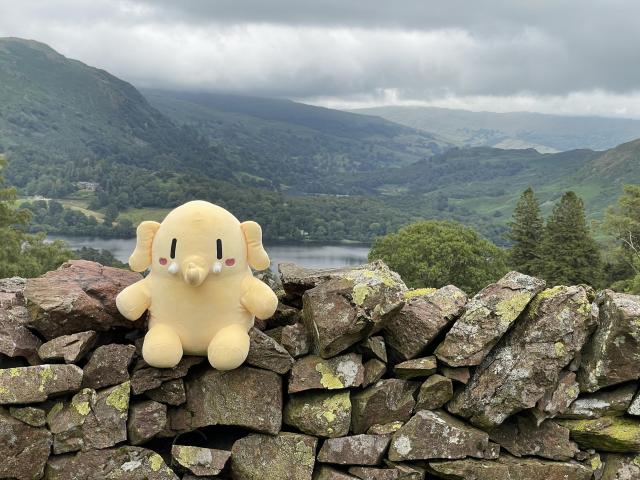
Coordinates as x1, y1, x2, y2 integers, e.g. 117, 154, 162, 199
143, 89, 448, 193
352, 105, 640, 153
1, 37, 639, 246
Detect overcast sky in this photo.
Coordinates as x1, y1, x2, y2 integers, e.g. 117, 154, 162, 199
1, 0, 640, 117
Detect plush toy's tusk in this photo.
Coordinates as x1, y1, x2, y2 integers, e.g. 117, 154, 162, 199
212, 261, 222, 274
168, 262, 179, 274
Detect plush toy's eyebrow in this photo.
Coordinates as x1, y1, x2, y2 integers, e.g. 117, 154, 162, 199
216, 239, 223, 260
170, 238, 177, 259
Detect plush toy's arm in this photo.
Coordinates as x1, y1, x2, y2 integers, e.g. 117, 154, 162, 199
240, 276, 278, 320
116, 279, 151, 321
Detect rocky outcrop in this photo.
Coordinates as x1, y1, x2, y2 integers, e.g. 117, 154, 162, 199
448, 285, 597, 427
24, 260, 143, 339
1, 259, 640, 479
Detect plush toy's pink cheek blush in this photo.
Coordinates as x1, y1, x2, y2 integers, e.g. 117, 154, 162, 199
225, 258, 235, 267
159, 258, 168, 266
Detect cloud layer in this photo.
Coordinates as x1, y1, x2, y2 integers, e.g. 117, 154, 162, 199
1, 0, 639, 116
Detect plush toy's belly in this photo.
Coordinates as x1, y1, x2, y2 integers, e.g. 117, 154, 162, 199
147, 275, 254, 356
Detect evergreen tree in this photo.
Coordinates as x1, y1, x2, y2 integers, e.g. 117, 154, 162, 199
540, 191, 602, 286
506, 187, 544, 275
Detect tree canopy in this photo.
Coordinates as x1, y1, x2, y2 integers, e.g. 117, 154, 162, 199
368, 220, 508, 294
539, 191, 602, 287
0, 155, 72, 278
506, 187, 544, 276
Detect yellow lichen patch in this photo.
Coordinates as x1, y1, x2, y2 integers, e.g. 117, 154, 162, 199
403, 288, 436, 300
322, 411, 337, 423
352, 283, 374, 306
148, 453, 164, 472
293, 440, 315, 467
634, 455, 640, 467
495, 292, 532, 323
315, 364, 344, 389
554, 341, 567, 357
590, 455, 602, 471
528, 286, 563, 317
38, 366, 54, 392
9, 368, 21, 377
73, 400, 91, 416
106, 381, 130, 413
0, 386, 9, 396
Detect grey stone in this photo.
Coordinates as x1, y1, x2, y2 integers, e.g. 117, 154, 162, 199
128, 400, 167, 445
393, 356, 437, 379
388, 410, 490, 461
284, 390, 351, 438
488, 414, 579, 460
448, 285, 596, 428
534, 370, 580, 422
130, 356, 203, 395
384, 285, 467, 361
302, 262, 406, 358
0, 364, 83, 404
435, 271, 546, 367
231, 432, 316, 480
171, 445, 230, 476
579, 290, 640, 392
281, 322, 311, 358
24, 260, 143, 339
362, 359, 387, 388
289, 353, 364, 394
83, 343, 136, 389
146, 379, 186, 406
38, 331, 96, 363
600, 453, 640, 480
9, 405, 46, 427
47, 381, 130, 454
351, 379, 418, 434
180, 366, 282, 435
318, 435, 391, 466
45, 446, 178, 479
415, 374, 453, 410
0, 407, 52, 480
0, 277, 41, 364
559, 382, 637, 419
427, 454, 592, 480
246, 327, 294, 374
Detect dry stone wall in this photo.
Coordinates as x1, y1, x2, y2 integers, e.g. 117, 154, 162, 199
1, 259, 640, 479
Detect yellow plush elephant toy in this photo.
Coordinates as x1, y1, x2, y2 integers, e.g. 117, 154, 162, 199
116, 200, 278, 370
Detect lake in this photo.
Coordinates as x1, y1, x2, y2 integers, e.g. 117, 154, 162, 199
48, 235, 371, 272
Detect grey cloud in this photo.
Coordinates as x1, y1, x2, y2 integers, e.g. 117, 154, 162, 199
0, 0, 638, 113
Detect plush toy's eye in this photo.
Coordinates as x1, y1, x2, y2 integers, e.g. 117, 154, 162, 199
170, 238, 177, 259
216, 239, 223, 260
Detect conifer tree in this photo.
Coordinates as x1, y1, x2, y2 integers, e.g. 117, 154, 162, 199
506, 187, 544, 275
540, 191, 602, 286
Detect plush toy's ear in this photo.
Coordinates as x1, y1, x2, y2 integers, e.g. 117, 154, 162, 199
241, 221, 270, 271
129, 221, 161, 272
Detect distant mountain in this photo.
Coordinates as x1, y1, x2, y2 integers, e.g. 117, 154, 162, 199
143, 89, 448, 193
351, 105, 640, 153
2, 37, 639, 245
0, 37, 231, 184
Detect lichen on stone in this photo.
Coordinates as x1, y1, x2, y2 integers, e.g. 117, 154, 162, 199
496, 292, 532, 322
105, 381, 130, 413
403, 288, 436, 300
315, 363, 345, 389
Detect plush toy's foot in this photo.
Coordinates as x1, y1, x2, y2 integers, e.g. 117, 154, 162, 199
143, 324, 183, 368
207, 324, 250, 370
